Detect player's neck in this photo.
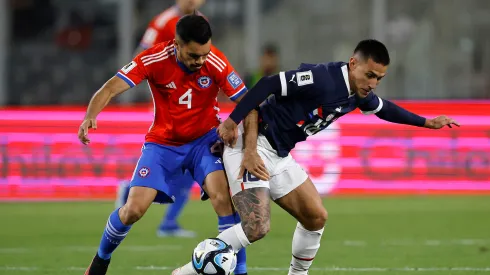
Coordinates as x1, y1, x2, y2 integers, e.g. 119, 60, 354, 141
175, 55, 195, 74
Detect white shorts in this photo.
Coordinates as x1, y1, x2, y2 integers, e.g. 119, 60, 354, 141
223, 125, 308, 200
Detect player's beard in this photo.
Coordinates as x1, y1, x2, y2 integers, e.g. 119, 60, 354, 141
190, 63, 203, 71
185, 61, 201, 71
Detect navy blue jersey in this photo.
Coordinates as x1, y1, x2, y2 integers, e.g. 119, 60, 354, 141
258, 62, 383, 157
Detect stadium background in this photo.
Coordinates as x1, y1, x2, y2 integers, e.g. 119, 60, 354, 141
1, 0, 489, 274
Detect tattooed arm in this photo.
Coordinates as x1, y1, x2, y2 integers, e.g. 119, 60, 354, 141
240, 110, 270, 181
243, 110, 259, 152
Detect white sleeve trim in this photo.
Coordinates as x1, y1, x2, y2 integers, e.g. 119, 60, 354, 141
279, 71, 287, 96
361, 96, 384, 115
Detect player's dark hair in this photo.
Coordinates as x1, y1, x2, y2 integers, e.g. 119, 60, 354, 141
263, 43, 278, 55
354, 39, 390, 65
176, 14, 212, 45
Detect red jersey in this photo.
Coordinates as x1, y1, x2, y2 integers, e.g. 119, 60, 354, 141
140, 6, 204, 49
116, 41, 247, 146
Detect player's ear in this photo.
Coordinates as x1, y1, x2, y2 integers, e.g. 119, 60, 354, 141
349, 57, 357, 69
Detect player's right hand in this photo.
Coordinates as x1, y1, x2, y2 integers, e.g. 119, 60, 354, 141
239, 149, 270, 181
217, 118, 238, 147
78, 118, 97, 145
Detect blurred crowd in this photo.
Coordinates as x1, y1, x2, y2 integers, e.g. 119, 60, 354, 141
5, 0, 490, 105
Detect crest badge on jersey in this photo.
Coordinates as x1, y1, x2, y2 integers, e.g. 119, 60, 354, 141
197, 76, 212, 88
227, 71, 243, 89
138, 167, 150, 178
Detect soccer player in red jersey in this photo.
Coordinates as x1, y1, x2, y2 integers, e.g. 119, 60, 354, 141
79, 15, 248, 275
116, 0, 206, 240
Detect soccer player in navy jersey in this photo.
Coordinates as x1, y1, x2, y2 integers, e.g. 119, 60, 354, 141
173, 39, 459, 275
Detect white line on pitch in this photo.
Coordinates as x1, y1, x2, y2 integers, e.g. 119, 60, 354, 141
1, 239, 488, 254
0, 245, 182, 254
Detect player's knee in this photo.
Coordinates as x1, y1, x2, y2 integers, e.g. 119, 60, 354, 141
243, 219, 270, 243
208, 191, 233, 216
119, 203, 147, 225
319, 207, 328, 225
302, 207, 328, 231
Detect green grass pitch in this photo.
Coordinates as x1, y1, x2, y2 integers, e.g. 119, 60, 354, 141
1, 196, 490, 274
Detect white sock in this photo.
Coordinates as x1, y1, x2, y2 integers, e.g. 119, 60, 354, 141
174, 224, 251, 275
217, 223, 251, 252
289, 222, 324, 275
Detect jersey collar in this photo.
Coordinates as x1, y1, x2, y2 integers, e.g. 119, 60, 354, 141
175, 48, 196, 74
341, 64, 355, 98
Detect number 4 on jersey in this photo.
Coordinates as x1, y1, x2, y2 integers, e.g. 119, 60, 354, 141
179, 89, 193, 109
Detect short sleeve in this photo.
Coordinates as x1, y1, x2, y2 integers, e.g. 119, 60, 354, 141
116, 52, 149, 88
206, 51, 247, 101
210, 50, 247, 102
358, 92, 384, 115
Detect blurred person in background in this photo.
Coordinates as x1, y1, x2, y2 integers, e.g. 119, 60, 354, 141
116, 0, 206, 239
135, 0, 205, 53
245, 43, 279, 87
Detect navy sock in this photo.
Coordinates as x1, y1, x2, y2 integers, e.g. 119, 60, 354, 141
97, 208, 132, 260
218, 214, 247, 274
122, 184, 130, 203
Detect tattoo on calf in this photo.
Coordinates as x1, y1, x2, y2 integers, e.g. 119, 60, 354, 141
233, 187, 271, 241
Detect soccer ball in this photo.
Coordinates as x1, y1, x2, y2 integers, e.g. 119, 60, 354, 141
192, 238, 236, 275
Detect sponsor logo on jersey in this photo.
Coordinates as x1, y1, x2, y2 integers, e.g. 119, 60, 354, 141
296, 70, 314, 86
227, 71, 243, 89
197, 76, 212, 88
121, 61, 137, 74
165, 82, 177, 89
138, 167, 150, 178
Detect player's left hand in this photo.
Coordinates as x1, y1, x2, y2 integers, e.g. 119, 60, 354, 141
217, 118, 238, 147
238, 149, 270, 181
424, 115, 460, 129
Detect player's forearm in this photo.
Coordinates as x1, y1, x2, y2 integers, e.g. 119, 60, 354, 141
84, 87, 116, 119
84, 76, 131, 119
375, 99, 426, 127
242, 110, 259, 152
229, 75, 279, 124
